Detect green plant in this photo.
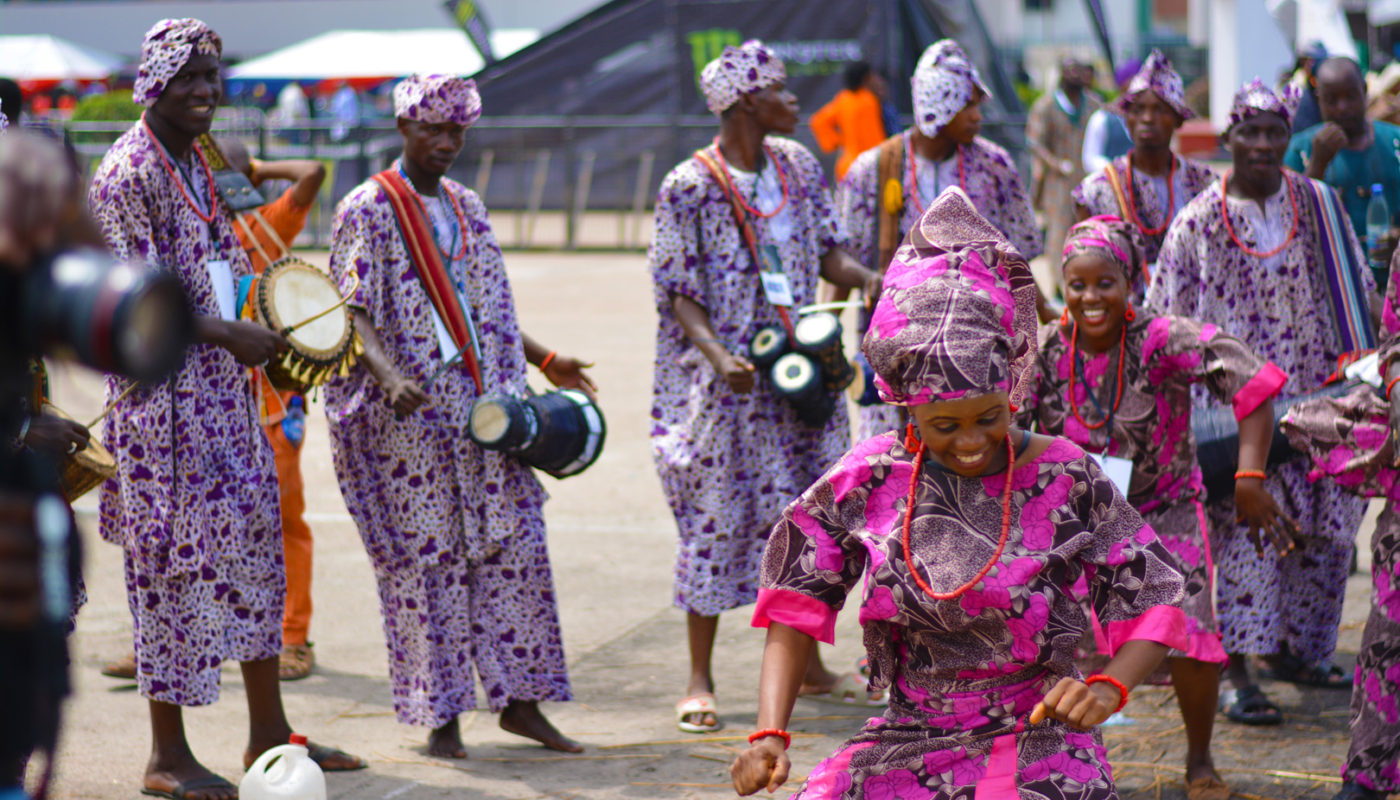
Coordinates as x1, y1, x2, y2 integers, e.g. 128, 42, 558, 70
69, 90, 141, 143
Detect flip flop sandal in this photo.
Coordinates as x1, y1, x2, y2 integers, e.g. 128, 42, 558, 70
803, 673, 889, 707
140, 774, 237, 800
1218, 685, 1283, 726
307, 742, 367, 772
675, 693, 723, 733
102, 652, 137, 680
1186, 775, 1232, 800
278, 642, 315, 681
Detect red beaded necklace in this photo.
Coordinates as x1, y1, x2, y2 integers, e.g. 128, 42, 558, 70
1220, 171, 1298, 258
398, 162, 471, 262
142, 115, 217, 224
901, 434, 1015, 601
1123, 152, 1175, 237
906, 135, 965, 214
711, 138, 790, 219
1068, 320, 1127, 431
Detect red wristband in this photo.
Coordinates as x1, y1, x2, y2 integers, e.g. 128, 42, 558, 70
1387, 375, 1400, 401
748, 728, 792, 749
1233, 469, 1267, 481
539, 350, 557, 372
1085, 674, 1129, 714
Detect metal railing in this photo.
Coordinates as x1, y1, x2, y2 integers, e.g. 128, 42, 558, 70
62, 110, 1030, 251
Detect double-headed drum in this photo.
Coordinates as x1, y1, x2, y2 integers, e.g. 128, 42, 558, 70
748, 325, 789, 369
846, 352, 882, 406
793, 312, 854, 393
771, 351, 836, 428
253, 258, 358, 392
468, 389, 607, 479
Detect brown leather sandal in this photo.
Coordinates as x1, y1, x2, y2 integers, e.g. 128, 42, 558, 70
278, 642, 315, 681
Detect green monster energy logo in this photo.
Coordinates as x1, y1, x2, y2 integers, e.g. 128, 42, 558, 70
687, 29, 743, 87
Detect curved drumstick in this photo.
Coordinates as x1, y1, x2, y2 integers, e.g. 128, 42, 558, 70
796, 300, 864, 315
87, 381, 142, 429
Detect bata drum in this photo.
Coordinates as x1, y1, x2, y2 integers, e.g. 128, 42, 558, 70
847, 352, 882, 406
468, 389, 607, 479
793, 312, 854, 393
771, 351, 836, 428
46, 406, 116, 502
748, 325, 789, 369
251, 258, 359, 392
1192, 380, 1361, 503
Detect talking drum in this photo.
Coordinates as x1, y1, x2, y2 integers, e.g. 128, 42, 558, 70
794, 312, 854, 393
771, 351, 836, 428
1192, 380, 1363, 504
748, 325, 789, 369
468, 389, 607, 479
253, 258, 360, 392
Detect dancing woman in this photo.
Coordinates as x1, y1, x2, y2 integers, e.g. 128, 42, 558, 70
1022, 216, 1295, 800
730, 190, 1188, 799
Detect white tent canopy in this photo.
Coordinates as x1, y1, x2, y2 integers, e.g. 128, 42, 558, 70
227, 28, 537, 81
0, 34, 123, 82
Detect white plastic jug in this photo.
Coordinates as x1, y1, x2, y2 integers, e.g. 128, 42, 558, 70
240, 734, 326, 800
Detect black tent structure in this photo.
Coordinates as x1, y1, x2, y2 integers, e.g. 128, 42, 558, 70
454, 0, 1030, 244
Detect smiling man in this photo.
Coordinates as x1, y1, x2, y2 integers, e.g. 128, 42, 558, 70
88, 18, 363, 800
1150, 79, 1378, 727
323, 73, 593, 760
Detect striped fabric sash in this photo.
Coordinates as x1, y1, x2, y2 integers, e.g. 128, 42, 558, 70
371, 169, 482, 391
1306, 177, 1377, 354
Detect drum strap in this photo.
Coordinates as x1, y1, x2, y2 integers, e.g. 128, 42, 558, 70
691, 148, 796, 338
1102, 162, 1131, 219
233, 210, 291, 272
371, 169, 483, 391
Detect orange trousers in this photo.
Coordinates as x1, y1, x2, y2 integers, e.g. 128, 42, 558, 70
266, 418, 313, 645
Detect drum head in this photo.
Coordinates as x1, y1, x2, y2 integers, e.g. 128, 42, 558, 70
262, 261, 351, 360
771, 352, 818, 396
794, 312, 840, 347
469, 394, 533, 451
749, 326, 788, 367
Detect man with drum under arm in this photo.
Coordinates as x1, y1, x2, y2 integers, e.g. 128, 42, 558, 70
88, 18, 363, 799
647, 40, 881, 735
323, 73, 593, 759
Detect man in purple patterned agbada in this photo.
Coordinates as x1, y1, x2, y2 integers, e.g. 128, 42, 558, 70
1150, 78, 1378, 723
840, 39, 1042, 441
89, 18, 362, 800
649, 40, 883, 733
325, 73, 593, 759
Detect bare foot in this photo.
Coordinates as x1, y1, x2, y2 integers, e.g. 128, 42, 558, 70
797, 670, 839, 696
499, 700, 583, 753
428, 718, 468, 759
144, 754, 237, 800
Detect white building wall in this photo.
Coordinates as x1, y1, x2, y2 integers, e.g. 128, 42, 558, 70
1208, 0, 1294, 130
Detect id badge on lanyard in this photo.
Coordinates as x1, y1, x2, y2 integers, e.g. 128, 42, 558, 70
1089, 453, 1134, 498
758, 243, 795, 306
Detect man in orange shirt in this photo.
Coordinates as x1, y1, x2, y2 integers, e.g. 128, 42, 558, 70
809, 61, 887, 181
224, 139, 326, 681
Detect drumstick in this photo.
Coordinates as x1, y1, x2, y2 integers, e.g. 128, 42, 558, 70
87, 381, 141, 428
423, 349, 465, 391
796, 300, 864, 315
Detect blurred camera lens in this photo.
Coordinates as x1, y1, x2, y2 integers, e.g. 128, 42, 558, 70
22, 248, 193, 382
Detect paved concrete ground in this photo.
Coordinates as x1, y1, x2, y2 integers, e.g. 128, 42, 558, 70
40, 250, 1374, 800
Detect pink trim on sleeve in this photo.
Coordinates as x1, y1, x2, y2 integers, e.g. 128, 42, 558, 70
752, 588, 838, 644
1105, 604, 1189, 652
1231, 362, 1288, 422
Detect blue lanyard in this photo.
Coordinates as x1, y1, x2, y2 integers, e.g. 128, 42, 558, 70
1073, 348, 1119, 440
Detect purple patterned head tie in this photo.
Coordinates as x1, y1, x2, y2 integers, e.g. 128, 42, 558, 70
912, 40, 991, 139
1062, 215, 1147, 286
393, 74, 482, 127
1227, 77, 1301, 132
133, 18, 222, 108
1112, 48, 1194, 120
699, 40, 786, 115
862, 188, 1038, 408
0, 112, 7, 135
